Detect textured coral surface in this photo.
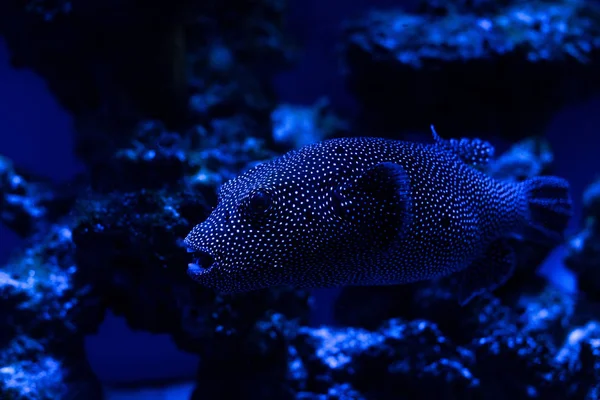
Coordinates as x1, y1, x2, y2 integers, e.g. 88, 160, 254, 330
0, 0, 599, 399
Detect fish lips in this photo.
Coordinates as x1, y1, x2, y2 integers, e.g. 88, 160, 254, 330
185, 244, 218, 279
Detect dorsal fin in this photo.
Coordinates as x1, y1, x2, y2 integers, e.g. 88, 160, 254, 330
430, 125, 495, 167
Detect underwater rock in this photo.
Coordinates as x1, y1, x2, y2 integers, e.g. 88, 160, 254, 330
191, 312, 308, 400
296, 383, 366, 400
270, 97, 348, 150
89, 117, 275, 193
335, 277, 573, 341
565, 177, 600, 301
0, 155, 47, 237
23, 0, 72, 21
108, 120, 187, 190
0, 339, 67, 400
0, 0, 292, 166
71, 188, 211, 335
0, 155, 75, 237
470, 321, 562, 399
517, 286, 575, 343
0, 335, 101, 400
0, 133, 310, 399
417, 0, 509, 15
184, 116, 276, 190
89, 120, 189, 192
2, 0, 597, 399
293, 318, 481, 399
487, 137, 554, 182
0, 222, 104, 399
331, 292, 580, 399
3, 0, 303, 399
340, 0, 600, 139
554, 321, 600, 399
0, 1, 304, 398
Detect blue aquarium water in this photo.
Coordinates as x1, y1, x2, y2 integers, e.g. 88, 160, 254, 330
0, 0, 600, 399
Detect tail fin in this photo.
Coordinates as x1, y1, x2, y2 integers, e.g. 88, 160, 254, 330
520, 176, 573, 244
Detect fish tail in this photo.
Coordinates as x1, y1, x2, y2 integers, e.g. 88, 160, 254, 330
520, 176, 573, 244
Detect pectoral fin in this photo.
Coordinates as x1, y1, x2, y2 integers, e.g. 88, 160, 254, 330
333, 162, 412, 239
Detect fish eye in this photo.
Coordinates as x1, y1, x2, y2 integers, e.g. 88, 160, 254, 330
246, 188, 273, 216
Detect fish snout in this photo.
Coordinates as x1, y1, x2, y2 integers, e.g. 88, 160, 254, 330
184, 222, 219, 279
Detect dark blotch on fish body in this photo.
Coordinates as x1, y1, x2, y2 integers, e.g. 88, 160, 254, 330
184, 127, 573, 305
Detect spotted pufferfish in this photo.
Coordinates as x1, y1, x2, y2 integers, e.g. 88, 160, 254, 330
184, 127, 572, 305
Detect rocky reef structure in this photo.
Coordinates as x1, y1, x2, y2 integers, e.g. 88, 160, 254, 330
340, 0, 600, 139
566, 177, 600, 293
270, 98, 349, 149
0, 0, 600, 399
0, 1, 312, 399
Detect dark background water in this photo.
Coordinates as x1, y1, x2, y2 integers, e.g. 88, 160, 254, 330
0, 0, 598, 385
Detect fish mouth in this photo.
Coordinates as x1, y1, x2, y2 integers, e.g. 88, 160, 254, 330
186, 245, 217, 277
